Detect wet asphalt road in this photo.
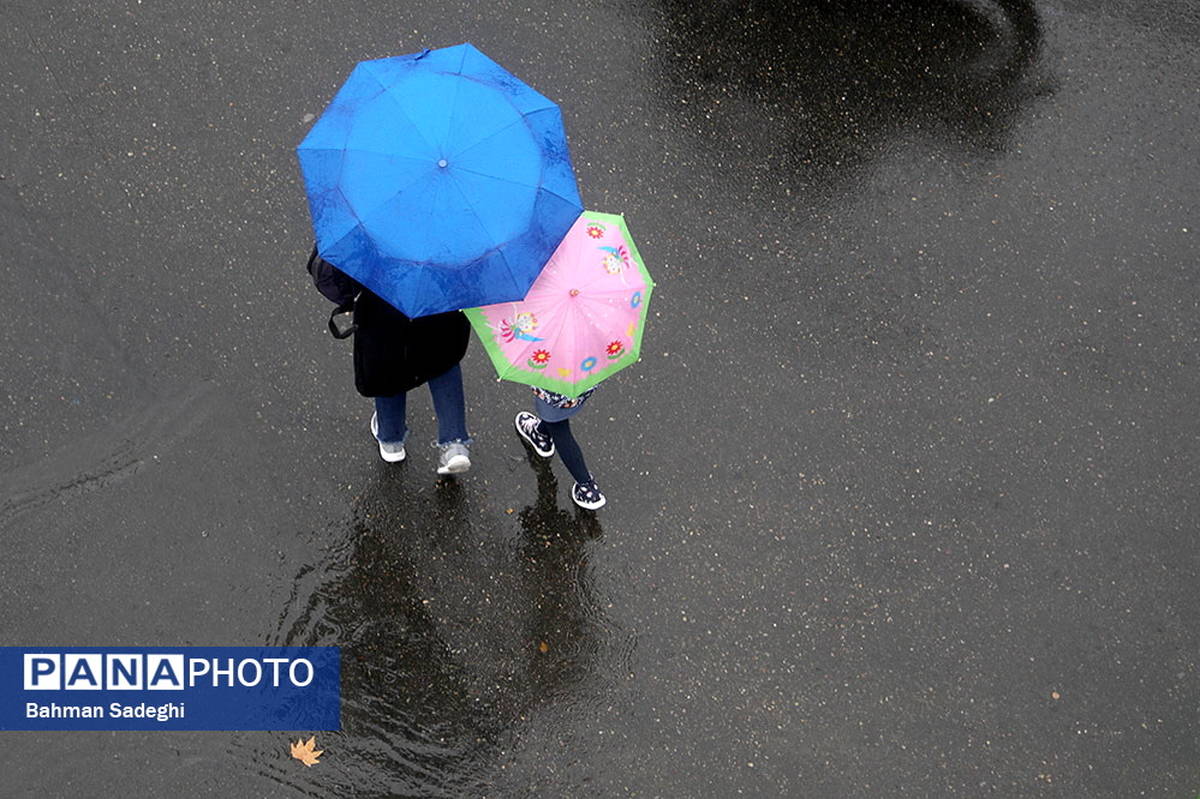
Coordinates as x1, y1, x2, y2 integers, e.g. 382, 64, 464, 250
3, 0, 1199, 796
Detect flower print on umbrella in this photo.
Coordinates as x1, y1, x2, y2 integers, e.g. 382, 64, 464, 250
497, 309, 544, 343
606, 340, 625, 360
527, 348, 551, 370
586, 222, 606, 239
599, 244, 633, 283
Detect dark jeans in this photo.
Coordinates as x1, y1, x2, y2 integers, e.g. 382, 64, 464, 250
540, 418, 591, 484
374, 364, 470, 446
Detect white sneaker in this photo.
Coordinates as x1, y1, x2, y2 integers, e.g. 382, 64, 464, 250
436, 442, 471, 475
370, 412, 406, 463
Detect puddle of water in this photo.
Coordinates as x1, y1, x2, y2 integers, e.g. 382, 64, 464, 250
241, 458, 631, 795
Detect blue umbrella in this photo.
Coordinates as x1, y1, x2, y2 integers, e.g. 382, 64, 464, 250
297, 43, 584, 318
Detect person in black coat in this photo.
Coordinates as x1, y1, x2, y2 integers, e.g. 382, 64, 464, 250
308, 248, 473, 474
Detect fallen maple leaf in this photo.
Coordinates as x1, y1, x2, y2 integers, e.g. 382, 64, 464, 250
290, 736, 323, 767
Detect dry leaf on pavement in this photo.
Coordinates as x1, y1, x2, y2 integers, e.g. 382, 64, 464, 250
291, 736, 324, 767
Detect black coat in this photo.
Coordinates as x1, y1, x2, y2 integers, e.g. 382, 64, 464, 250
351, 289, 470, 397
307, 247, 469, 397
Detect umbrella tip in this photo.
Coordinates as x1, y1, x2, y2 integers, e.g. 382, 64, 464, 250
416, 48, 431, 60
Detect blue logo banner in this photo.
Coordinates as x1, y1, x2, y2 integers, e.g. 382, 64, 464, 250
0, 647, 340, 731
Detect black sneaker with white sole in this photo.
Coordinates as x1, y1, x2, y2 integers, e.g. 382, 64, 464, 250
571, 479, 606, 510
514, 411, 555, 458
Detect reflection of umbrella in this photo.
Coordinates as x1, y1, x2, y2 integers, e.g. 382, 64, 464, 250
464, 212, 654, 397
296, 43, 583, 318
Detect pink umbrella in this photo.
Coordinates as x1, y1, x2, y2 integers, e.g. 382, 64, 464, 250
464, 212, 654, 398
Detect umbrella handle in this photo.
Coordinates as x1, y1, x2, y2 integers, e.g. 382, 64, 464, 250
328, 299, 357, 339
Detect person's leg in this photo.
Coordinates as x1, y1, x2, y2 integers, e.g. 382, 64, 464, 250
372, 393, 408, 462
540, 419, 590, 484
374, 393, 408, 443
427, 363, 471, 475
426, 363, 470, 444
543, 417, 605, 509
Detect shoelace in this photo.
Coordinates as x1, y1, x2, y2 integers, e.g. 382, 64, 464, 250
522, 417, 548, 443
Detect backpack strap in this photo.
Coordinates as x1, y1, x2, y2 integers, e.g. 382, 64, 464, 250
327, 298, 357, 339
307, 245, 361, 338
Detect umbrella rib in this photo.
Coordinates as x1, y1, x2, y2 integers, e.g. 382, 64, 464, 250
304, 148, 437, 233
444, 173, 508, 257
306, 146, 438, 164
578, 283, 645, 302
523, 264, 571, 302
402, 254, 437, 317
574, 259, 636, 293
361, 63, 441, 158
311, 176, 370, 261
451, 165, 537, 186
321, 162, 438, 264
348, 167, 438, 231
568, 297, 589, 394
443, 55, 465, 157
311, 148, 359, 248
452, 43, 470, 74
451, 166, 579, 208
445, 116, 532, 164
493, 243, 528, 303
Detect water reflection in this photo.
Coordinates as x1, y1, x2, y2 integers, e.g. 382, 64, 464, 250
263, 459, 610, 795
653, 0, 1047, 192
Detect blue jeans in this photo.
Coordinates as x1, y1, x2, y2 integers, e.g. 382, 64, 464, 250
374, 364, 470, 446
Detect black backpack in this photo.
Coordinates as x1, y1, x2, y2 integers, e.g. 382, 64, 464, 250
306, 246, 360, 338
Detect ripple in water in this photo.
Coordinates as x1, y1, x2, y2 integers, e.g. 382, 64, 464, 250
240, 456, 630, 796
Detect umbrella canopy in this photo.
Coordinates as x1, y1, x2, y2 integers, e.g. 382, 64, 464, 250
465, 211, 654, 397
297, 43, 583, 318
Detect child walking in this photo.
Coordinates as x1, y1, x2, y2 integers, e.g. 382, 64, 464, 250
465, 214, 653, 507
514, 386, 605, 510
